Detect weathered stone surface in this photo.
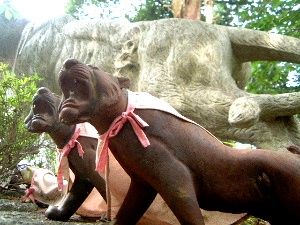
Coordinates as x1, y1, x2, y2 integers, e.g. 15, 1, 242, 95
0, 199, 99, 225
0, 199, 38, 212
12, 15, 300, 151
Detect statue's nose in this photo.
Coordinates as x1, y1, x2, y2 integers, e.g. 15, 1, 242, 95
63, 58, 79, 69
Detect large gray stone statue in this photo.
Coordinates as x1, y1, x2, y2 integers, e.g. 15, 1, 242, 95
13, 15, 300, 151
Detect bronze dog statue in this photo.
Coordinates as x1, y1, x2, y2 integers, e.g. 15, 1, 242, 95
58, 58, 300, 225
27, 87, 241, 224
25, 87, 107, 220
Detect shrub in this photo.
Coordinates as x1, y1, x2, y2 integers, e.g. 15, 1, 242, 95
0, 62, 42, 184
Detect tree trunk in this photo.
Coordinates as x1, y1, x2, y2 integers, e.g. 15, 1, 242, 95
204, 0, 214, 23
171, 0, 201, 20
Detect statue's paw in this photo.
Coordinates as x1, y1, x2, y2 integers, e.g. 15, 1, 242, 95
45, 205, 58, 217
229, 97, 260, 128
45, 205, 68, 221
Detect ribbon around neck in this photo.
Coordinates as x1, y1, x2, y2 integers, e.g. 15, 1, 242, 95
57, 124, 84, 190
96, 92, 150, 173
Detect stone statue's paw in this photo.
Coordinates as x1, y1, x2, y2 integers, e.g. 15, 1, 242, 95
228, 97, 260, 128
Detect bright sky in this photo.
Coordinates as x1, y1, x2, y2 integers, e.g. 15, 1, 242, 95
10, 0, 68, 22
8, 0, 141, 22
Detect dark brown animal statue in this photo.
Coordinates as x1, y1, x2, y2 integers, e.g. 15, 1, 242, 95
27, 87, 240, 225
24, 87, 107, 220
58, 58, 300, 225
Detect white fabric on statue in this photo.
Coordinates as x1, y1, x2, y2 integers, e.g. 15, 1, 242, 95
22, 167, 68, 205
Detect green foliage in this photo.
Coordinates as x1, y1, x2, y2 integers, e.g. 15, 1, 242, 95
214, 0, 252, 26
243, 216, 269, 225
0, 1, 20, 20
247, 62, 300, 94
126, 0, 173, 22
65, 0, 119, 19
213, 0, 300, 95
65, 0, 173, 21
214, 0, 300, 36
0, 62, 42, 182
24, 134, 58, 173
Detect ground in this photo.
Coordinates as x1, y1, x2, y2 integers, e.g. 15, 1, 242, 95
0, 191, 100, 225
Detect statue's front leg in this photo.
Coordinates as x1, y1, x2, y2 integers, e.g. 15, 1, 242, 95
45, 176, 94, 221
109, 179, 157, 225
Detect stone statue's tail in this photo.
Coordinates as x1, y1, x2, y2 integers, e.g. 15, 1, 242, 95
227, 27, 300, 64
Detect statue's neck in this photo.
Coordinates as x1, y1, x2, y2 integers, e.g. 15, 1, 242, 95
49, 124, 76, 149
92, 88, 128, 134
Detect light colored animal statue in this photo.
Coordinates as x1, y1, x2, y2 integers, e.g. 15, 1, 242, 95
13, 15, 300, 151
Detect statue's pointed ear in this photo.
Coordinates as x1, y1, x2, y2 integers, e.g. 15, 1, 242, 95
117, 76, 131, 89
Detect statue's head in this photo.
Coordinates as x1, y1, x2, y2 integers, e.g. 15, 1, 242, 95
58, 58, 131, 126
25, 87, 61, 133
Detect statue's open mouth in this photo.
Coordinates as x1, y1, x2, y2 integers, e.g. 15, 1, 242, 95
32, 115, 45, 121
61, 101, 77, 110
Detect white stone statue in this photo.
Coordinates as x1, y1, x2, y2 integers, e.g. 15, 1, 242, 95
13, 15, 300, 151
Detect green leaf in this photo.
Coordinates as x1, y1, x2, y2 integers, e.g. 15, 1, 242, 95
4, 8, 13, 20
273, 73, 280, 82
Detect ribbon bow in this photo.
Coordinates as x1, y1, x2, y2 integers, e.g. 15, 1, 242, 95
96, 91, 150, 173
22, 186, 35, 203
22, 169, 38, 203
57, 124, 84, 190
